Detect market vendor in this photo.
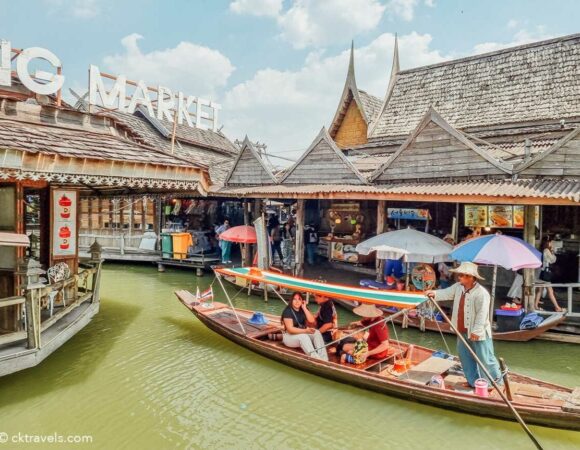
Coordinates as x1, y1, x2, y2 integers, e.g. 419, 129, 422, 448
426, 262, 502, 388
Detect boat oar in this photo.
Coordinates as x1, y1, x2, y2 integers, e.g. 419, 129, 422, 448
429, 298, 543, 450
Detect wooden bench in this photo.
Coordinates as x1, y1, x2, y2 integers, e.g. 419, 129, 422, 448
398, 356, 456, 384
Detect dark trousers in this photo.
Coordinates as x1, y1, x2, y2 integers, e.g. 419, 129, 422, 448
271, 240, 283, 263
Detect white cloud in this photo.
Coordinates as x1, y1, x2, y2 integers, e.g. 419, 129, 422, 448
507, 19, 519, 29
102, 34, 235, 98
229, 0, 282, 17
222, 32, 450, 161
385, 0, 419, 21
424, 0, 435, 7
472, 26, 553, 54
43, 0, 101, 19
277, 0, 387, 49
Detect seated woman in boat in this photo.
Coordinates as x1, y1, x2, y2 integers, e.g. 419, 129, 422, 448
339, 304, 389, 363
281, 292, 329, 361
313, 294, 338, 345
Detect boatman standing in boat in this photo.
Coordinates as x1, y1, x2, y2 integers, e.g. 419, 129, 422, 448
426, 262, 502, 388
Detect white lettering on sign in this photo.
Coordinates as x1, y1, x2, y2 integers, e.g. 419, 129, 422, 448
0, 40, 64, 95
1, 40, 222, 132
88, 65, 221, 131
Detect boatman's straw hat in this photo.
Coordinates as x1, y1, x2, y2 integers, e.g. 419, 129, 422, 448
353, 303, 383, 318
449, 261, 485, 280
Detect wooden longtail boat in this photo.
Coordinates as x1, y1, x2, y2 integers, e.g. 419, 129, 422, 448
334, 298, 567, 342
176, 267, 580, 431
176, 295, 580, 431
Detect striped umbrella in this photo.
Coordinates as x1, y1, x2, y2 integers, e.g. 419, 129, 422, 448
451, 234, 542, 313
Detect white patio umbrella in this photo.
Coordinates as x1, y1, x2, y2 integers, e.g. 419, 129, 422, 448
356, 228, 453, 263
356, 228, 453, 289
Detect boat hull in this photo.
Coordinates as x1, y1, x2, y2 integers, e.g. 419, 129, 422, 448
180, 296, 580, 431
335, 299, 568, 342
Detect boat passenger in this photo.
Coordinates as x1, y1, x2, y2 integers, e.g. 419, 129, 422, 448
426, 262, 503, 388
339, 304, 390, 362
313, 294, 337, 344
281, 292, 328, 360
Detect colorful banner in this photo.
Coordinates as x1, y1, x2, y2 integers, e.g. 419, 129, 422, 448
388, 208, 431, 221
52, 190, 77, 257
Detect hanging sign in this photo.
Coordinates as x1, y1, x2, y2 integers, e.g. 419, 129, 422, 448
464, 205, 488, 227
387, 208, 431, 221
52, 190, 77, 258
488, 205, 513, 228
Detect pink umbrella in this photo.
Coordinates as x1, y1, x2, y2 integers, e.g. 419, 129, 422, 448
219, 225, 257, 244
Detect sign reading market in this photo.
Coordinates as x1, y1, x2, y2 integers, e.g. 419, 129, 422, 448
0, 39, 220, 131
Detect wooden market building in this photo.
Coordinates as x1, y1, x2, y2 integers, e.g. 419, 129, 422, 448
0, 80, 212, 376
215, 33, 580, 314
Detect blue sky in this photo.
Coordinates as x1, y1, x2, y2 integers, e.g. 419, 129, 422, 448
1, 0, 578, 163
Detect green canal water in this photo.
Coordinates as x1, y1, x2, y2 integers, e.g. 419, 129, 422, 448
0, 264, 579, 449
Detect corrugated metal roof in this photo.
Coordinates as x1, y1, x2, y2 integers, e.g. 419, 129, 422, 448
213, 179, 580, 203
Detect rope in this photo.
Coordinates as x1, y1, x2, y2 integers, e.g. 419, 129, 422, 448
401, 309, 409, 328
433, 313, 452, 355
389, 318, 406, 367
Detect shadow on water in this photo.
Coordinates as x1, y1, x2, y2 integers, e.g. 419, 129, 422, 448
0, 298, 141, 408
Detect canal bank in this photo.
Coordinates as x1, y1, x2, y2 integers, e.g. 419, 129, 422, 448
0, 263, 578, 449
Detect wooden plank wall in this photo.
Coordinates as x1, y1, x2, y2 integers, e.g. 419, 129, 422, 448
228, 148, 274, 185
520, 136, 580, 177
374, 122, 507, 182
284, 139, 363, 184
334, 100, 368, 148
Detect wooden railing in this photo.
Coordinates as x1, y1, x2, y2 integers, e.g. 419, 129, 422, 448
533, 282, 580, 317
0, 259, 103, 351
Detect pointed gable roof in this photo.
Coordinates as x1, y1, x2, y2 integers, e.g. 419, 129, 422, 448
368, 34, 400, 137
329, 42, 374, 138
280, 127, 367, 185
370, 108, 513, 182
515, 126, 580, 177
224, 136, 277, 186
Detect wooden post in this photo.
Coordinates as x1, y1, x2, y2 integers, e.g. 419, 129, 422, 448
522, 205, 536, 310
295, 199, 305, 277
243, 201, 252, 266
376, 200, 387, 282
24, 288, 41, 349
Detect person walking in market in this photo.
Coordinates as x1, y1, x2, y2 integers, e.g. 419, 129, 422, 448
426, 262, 502, 388
215, 218, 232, 264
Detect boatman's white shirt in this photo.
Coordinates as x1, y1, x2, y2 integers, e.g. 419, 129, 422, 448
434, 282, 493, 340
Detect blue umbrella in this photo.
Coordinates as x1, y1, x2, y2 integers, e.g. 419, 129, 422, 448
451, 234, 542, 313
451, 234, 542, 270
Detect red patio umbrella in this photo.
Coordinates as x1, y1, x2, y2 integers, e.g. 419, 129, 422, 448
219, 225, 257, 244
